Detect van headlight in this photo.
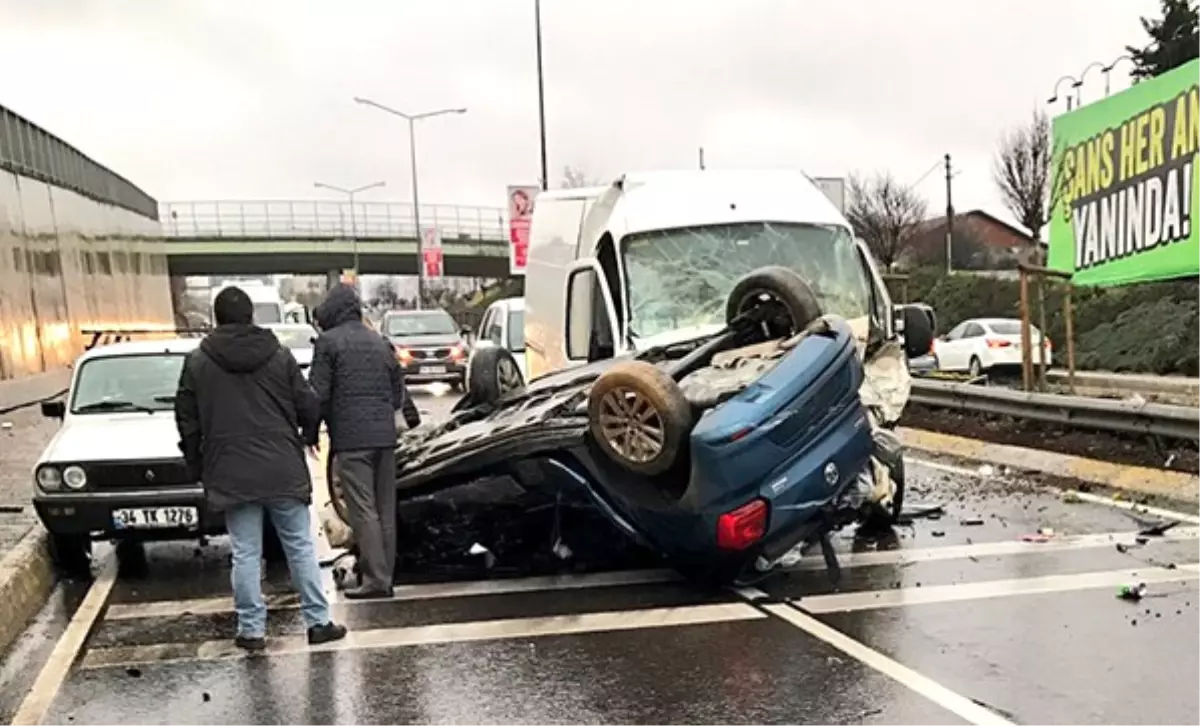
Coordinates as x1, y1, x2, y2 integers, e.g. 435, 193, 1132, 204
63, 465, 88, 491
36, 466, 63, 491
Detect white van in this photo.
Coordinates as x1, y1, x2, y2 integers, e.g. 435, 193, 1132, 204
523, 170, 906, 416
210, 282, 309, 326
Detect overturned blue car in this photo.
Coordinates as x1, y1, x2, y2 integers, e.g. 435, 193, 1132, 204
328, 263, 933, 586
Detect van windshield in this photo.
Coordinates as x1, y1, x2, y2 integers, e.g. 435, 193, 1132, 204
621, 222, 871, 340
253, 303, 282, 324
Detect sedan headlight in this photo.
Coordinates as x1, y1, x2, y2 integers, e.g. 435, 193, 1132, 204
63, 465, 88, 490
36, 466, 62, 491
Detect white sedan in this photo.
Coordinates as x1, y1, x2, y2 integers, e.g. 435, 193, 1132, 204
934, 317, 1052, 377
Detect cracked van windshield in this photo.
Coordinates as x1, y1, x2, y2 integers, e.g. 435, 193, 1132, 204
622, 222, 871, 339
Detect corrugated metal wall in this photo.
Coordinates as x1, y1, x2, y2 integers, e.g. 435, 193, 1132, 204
0, 105, 172, 380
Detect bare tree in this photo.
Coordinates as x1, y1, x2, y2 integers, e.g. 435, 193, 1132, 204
560, 165, 600, 189
993, 109, 1068, 251
845, 172, 928, 272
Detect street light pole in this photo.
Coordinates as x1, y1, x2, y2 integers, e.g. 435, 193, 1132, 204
535, 0, 549, 191
353, 97, 466, 309
313, 180, 386, 288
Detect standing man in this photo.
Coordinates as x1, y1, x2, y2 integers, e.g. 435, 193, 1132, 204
175, 286, 347, 651
309, 282, 413, 599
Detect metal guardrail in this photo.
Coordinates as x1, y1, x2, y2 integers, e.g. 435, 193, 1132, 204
909, 378, 1200, 442
0, 104, 158, 220
160, 201, 508, 242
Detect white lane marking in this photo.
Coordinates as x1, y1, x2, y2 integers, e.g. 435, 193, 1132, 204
783, 527, 1198, 571
761, 602, 1016, 726
11, 550, 119, 726
800, 564, 1200, 613
103, 568, 681, 621
908, 456, 1200, 525
81, 602, 763, 670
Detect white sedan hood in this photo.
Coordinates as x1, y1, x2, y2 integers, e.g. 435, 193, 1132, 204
41, 413, 184, 465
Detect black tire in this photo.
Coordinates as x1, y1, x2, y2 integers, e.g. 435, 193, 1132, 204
48, 534, 91, 577
968, 356, 983, 378
725, 266, 822, 337
587, 360, 693, 477
327, 454, 350, 524
263, 517, 286, 563
467, 346, 525, 405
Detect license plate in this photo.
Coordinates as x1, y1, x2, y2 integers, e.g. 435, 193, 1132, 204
422, 365, 447, 374
112, 506, 198, 529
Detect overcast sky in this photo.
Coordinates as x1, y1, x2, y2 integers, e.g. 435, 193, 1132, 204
0, 0, 1161, 226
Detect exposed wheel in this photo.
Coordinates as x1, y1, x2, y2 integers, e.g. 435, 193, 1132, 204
48, 534, 91, 577
263, 517, 286, 563
327, 455, 350, 524
467, 346, 525, 405
587, 360, 693, 477
968, 356, 983, 378
725, 266, 822, 338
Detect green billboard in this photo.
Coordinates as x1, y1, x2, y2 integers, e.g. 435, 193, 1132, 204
1048, 59, 1199, 286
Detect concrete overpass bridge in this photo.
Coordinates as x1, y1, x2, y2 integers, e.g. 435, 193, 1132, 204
161, 200, 512, 278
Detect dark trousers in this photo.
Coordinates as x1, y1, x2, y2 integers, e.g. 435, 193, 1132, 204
333, 448, 397, 590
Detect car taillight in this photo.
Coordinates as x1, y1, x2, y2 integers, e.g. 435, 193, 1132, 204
985, 338, 1012, 349
717, 499, 768, 551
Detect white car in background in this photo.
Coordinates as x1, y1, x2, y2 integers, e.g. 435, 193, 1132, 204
934, 317, 1052, 377
472, 297, 527, 380
266, 323, 319, 377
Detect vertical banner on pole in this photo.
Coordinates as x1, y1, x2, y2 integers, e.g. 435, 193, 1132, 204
507, 185, 539, 276
422, 227, 444, 279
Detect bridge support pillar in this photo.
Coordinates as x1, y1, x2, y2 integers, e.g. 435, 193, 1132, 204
325, 269, 342, 291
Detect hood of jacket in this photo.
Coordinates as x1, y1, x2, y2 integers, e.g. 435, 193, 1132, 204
199, 324, 282, 373
315, 283, 363, 331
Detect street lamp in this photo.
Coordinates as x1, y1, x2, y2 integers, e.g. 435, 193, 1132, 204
313, 180, 386, 284
1072, 61, 1106, 105
1101, 55, 1133, 96
1047, 75, 1080, 111
352, 98, 466, 308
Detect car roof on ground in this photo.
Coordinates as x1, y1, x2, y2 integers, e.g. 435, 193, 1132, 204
78, 337, 202, 362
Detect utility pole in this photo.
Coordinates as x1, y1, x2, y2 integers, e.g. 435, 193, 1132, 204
698, 147, 705, 170
944, 153, 954, 274
535, 0, 549, 191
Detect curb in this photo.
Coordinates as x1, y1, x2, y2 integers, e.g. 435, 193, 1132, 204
898, 427, 1200, 506
0, 528, 55, 656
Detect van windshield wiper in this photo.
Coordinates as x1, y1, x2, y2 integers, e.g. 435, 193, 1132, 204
74, 400, 159, 414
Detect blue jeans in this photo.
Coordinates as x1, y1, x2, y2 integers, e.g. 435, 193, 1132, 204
225, 498, 330, 638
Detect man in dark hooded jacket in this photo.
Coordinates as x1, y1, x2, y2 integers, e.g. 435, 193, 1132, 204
308, 283, 415, 599
175, 286, 347, 651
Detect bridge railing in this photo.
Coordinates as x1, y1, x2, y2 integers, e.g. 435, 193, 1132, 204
160, 201, 508, 242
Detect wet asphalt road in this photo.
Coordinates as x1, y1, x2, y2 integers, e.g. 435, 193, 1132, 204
1, 386, 1198, 725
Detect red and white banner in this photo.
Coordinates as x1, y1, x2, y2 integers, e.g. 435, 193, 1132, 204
507, 185, 539, 276
422, 227, 444, 279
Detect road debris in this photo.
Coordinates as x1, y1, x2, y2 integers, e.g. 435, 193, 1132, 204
1061, 490, 1082, 503
1138, 520, 1181, 537
1117, 583, 1147, 602
960, 517, 984, 526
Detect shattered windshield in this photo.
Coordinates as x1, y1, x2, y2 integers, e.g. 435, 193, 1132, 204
621, 222, 871, 340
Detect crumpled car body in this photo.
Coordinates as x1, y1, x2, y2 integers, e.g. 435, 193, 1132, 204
389, 315, 875, 582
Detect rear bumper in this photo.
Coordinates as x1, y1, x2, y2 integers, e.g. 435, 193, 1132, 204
752, 404, 874, 563
33, 486, 225, 540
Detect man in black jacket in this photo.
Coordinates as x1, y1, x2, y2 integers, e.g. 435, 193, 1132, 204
309, 283, 416, 599
175, 286, 347, 651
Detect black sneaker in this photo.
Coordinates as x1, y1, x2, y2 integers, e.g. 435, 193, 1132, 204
308, 622, 348, 645
235, 635, 267, 652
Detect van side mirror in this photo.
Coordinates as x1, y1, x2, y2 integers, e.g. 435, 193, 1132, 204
565, 259, 620, 361
41, 400, 65, 419
898, 304, 935, 358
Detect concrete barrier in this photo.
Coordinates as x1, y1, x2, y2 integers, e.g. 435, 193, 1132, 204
0, 368, 71, 413
0, 529, 54, 656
